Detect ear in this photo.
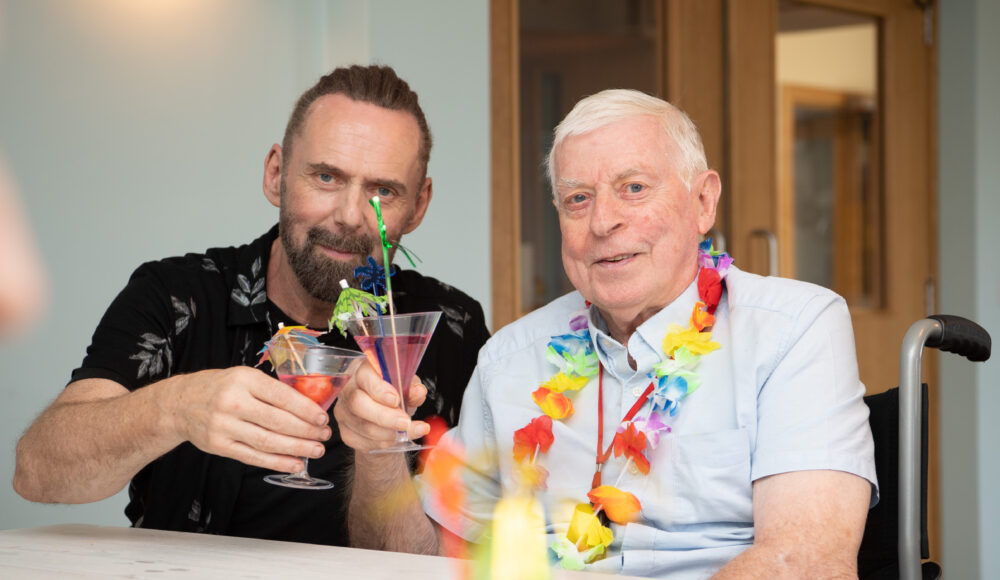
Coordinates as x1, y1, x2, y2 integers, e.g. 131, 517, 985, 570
263, 144, 283, 208
692, 170, 721, 235
401, 177, 433, 235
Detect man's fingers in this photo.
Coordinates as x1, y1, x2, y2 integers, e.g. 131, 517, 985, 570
341, 384, 410, 432
405, 379, 427, 414
407, 420, 431, 441
241, 395, 332, 442
355, 362, 400, 407
250, 376, 330, 426
226, 440, 305, 474
229, 419, 327, 459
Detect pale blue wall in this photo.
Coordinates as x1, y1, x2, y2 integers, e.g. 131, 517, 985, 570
938, 0, 999, 577
0, 0, 489, 530
972, 0, 1000, 576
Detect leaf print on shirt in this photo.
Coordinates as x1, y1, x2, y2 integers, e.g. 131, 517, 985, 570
231, 256, 266, 307
438, 304, 470, 338
201, 257, 219, 273
130, 332, 173, 379
423, 376, 442, 412
172, 296, 197, 334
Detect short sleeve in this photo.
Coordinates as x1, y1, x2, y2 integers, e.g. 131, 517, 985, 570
751, 296, 879, 504
70, 264, 179, 391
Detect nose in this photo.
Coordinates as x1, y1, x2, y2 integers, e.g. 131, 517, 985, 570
589, 188, 626, 237
330, 184, 367, 233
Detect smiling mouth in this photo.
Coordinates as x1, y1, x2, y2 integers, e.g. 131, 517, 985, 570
597, 253, 637, 264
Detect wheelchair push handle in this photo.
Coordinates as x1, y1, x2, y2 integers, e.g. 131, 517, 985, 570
925, 314, 991, 362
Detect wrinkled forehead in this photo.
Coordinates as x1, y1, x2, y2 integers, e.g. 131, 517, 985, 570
551, 116, 682, 182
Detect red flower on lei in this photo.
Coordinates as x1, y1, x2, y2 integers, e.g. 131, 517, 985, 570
513, 415, 555, 462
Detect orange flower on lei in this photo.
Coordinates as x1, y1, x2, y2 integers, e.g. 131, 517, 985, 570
612, 422, 650, 475
532, 387, 574, 419
587, 485, 642, 525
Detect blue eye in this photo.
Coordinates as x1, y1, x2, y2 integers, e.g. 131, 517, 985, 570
626, 183, 644, 193
377, 186, 393, 197
319, 173, 333, 183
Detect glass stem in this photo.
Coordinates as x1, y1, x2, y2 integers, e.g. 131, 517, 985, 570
292, 457, 310, 479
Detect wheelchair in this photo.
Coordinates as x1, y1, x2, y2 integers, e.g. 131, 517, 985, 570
858, 315, 991, 580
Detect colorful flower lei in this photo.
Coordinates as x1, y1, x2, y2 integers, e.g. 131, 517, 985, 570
511, 240, 732, 569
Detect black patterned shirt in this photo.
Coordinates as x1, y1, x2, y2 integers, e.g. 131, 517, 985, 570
70, 225, 490, 545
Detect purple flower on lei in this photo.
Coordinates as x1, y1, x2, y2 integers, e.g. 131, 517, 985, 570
628, 412, 671, 448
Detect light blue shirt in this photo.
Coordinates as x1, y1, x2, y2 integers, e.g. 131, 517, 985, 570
418, 266, 878, 579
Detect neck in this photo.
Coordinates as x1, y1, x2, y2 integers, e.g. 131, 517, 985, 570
599, 265, 699, 346
266, 239, 335, 328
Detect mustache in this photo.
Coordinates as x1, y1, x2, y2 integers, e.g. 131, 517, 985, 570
306, 226, 374, 256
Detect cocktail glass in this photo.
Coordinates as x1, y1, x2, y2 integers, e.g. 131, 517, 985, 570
264, 343, 363, 489
344, 311, 441, 454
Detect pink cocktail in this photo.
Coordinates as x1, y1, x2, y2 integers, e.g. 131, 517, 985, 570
345, 311, 441, 453
265, 344, 363, 489
277, 373, 349, 411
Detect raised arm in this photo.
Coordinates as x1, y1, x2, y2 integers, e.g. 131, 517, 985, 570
334, 362, 447, 554
711, 469, 871, 579
14, 367, 332, 504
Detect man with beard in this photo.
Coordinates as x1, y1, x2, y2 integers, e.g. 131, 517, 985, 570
14, 65, 490, 546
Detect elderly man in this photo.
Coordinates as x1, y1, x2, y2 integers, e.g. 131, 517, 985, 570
14, 65, 490, 546
336, 89, 876, 578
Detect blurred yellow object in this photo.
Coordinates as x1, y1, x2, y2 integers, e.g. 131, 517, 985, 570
487, 493, 550, 580
566, 503, 612, 551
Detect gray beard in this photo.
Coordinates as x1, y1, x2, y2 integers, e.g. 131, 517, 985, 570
279, 213, 378, 303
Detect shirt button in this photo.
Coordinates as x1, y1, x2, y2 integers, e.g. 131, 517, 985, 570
629, 465, 640, 475
632, 386, 643, 397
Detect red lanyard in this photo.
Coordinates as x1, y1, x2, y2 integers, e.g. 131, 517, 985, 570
592, 366, 654, 489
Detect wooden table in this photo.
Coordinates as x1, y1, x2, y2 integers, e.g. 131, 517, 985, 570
0, 524, 636, 579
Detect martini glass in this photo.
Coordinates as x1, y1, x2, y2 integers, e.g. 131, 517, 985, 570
344, 311, 441, 454
264, 343, 363, 489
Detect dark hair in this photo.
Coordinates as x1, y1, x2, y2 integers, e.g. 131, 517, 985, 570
282, 64, 433, 179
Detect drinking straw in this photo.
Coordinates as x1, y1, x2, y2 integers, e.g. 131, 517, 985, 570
369, 197, 405, 413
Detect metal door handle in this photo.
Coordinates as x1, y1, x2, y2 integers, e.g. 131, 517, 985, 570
749, 229, 779, 277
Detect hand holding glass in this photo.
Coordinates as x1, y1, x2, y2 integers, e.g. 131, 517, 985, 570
264, 344, 363, 489
344, 311, 441, 454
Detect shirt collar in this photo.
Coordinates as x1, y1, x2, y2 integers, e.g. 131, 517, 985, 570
226, 225, 279, 327
587, 276, 701, 381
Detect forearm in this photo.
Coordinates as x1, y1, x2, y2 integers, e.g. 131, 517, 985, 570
710, 543, 857, 580
348, 452, 442, 554
14, 378, 184, 504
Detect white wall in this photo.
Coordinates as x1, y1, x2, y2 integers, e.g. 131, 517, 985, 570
0, 0, 488, 530
938, 0, 1000, 577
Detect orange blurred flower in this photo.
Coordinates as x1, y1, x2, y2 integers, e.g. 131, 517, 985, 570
587, 485, 642, 525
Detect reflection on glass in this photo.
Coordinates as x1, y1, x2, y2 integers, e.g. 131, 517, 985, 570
777, 1, 883, 309
519, 0, 658, 313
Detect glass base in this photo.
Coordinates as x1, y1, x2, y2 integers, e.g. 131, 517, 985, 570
369, 441, 433, 454
263, 473, 334, 490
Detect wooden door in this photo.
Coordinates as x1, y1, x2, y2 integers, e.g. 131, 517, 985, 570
726, 0, 939, 559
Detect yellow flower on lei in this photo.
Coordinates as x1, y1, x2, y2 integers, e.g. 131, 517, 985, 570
542, 371, 589, 394
662, 323, 721, 357
567, 503, 613, 551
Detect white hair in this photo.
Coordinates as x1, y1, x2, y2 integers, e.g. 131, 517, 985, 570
545, 89, 708, 195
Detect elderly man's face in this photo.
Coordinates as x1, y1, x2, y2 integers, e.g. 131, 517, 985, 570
552, 115, 718, 331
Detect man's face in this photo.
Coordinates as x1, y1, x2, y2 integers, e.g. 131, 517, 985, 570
552, 115, 717, 329
270, 94, 431, 303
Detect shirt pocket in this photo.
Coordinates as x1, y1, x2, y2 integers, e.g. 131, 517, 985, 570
643, 428, 753, 527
